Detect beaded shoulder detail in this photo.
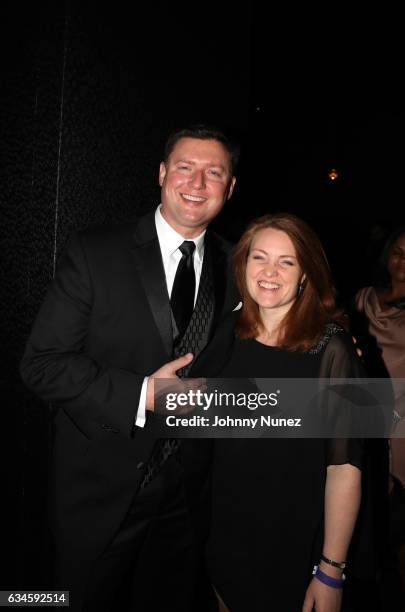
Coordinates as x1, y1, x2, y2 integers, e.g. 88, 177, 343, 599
307, 323, 344, 355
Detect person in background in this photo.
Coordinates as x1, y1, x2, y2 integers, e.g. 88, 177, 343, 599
355, 227, 405, 609
355, 227, 405, 487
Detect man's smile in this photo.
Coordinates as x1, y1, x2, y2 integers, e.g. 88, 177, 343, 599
180, 193, 207, 203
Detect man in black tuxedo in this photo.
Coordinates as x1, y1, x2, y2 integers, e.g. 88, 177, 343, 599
20, 126, 238, 611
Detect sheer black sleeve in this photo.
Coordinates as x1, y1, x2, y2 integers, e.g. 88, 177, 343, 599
319, 332, 366, 469
319, 332, 390, 580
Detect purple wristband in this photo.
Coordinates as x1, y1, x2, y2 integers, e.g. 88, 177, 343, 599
313, 566, 345, 589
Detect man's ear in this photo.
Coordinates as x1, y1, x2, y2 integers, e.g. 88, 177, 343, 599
159, 162, 167, 186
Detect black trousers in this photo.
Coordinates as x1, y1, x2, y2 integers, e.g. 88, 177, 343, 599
81, 453, 217, 612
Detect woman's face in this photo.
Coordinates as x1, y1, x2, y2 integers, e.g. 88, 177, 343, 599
387, 233, 405, 284
246, 228, 304, 313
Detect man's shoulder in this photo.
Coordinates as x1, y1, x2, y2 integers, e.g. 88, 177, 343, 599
206, 229, 234, 256
74, 211, 154, 251
79, 221, 137, 244
64, 225, 132, 263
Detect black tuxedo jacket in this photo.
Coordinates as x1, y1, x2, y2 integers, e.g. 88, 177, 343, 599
20, 210, 238, 590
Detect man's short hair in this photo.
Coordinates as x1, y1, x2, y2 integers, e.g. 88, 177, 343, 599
163, 124, 240, 175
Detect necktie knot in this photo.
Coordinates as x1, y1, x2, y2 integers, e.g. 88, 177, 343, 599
179, 241, 196, 258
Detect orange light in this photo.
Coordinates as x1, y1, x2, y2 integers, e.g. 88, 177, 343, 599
328, 168, 339, 181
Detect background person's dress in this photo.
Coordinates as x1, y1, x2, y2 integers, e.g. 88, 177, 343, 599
356, 286, 405, 486
206, 328, 375, 612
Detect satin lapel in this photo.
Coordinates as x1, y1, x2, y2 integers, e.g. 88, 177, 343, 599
206, 232, 228, 329
130, 213, 173, 359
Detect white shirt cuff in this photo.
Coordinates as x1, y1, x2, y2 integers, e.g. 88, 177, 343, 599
135, 376, 149, 427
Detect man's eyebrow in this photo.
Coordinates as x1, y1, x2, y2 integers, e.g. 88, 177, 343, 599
174, 158, 227, 170
173, 158, 194, 165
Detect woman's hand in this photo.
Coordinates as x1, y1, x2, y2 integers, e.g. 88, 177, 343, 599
302, 577, 342, 612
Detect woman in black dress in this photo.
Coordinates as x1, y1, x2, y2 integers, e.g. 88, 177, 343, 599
206, 214, 365, 612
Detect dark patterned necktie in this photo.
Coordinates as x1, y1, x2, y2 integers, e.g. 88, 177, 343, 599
139, 244, 215, 490
170, 241, 196, 339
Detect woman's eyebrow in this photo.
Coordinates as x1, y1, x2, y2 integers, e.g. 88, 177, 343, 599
250, 248, 297, 258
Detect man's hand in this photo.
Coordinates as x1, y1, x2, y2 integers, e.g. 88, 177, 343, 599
146, 353, 194, 411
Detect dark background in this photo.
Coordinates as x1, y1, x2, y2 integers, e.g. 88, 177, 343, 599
1, 0, 404, 591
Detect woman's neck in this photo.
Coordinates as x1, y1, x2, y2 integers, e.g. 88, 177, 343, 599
377, 282, 405, 309
256, 306, 289, 346
380, 282, 405, 302
390, 280, 405, 300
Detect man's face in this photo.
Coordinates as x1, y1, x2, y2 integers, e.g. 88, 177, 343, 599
159, 137, 236, 237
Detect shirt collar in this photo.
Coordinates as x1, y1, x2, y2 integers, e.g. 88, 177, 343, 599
155, 205, 205, 261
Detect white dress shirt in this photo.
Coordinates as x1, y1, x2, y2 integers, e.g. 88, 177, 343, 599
135, 206, 206, 426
